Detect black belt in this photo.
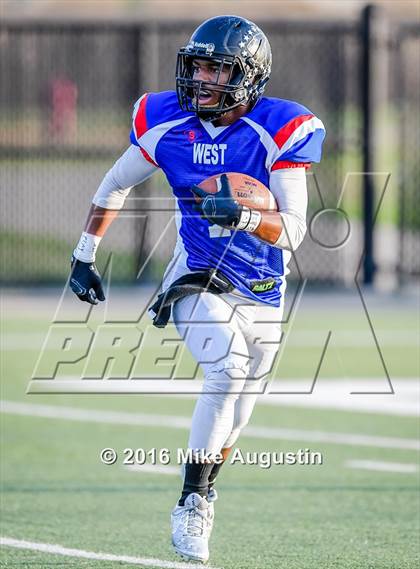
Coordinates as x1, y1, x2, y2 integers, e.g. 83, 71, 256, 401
148, 269, 235, 328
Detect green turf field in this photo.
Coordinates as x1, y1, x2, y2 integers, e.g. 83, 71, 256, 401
1, 290, 419, 568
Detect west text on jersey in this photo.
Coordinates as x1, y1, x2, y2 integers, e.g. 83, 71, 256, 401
193, 143, 227, 165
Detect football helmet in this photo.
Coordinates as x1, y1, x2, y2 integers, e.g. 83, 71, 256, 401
176, 15, 272, 121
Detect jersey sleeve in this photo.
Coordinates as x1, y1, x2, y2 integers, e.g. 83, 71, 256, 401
129, 93, 159, 167
270, 110, 326, 171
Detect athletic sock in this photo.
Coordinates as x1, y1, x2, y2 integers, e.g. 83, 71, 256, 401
179, 462, 214, 506
208, 460, 224, 491
208, 447, 231, 491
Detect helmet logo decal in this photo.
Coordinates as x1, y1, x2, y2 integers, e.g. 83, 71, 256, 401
234, 89, 245, 101
190, 41, 215, 55
239, 30, 259, 57
246, 37, 260, 56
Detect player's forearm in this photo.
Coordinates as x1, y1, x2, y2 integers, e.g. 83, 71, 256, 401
84, 204, 119, 236
252, 210, 307, 250
250, 167, 308, 251
252, 211, 282, 244
72, 205, 120, 262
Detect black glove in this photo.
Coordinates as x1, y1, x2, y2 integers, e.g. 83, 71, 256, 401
70, 256, 105, 305
191, 174, 242, 228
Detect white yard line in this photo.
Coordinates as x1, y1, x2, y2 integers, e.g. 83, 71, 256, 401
1, 400, 190, 429
26, 378, 420, 417
261, 379, 420, 417
124, 463, 180, 476
2, 400, 419, 451
0, 536, 215, 569
244, 425, 420, 450
345, 460, 419, 474
3, 330, 419, 349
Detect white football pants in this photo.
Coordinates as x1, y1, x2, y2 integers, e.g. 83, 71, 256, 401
172, 289, 284, 455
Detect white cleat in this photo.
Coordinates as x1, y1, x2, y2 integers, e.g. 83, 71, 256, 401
206, 488, 218, 537
171, 493, 211, 563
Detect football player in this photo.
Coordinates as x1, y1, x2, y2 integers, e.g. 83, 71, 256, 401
70, 15, 325, 563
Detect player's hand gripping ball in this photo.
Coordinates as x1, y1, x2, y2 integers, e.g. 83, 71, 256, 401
191, 174, 242, 228
191, 172, 277, 228
70, 256, 105, 305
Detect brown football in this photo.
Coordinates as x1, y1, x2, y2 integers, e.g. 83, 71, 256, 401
196, 172, 277, 211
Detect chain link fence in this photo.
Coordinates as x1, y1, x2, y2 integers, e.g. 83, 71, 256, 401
0, 17, 418, 287
0, 25, 141, 283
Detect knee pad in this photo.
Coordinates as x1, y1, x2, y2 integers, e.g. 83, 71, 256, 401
206, 358, 249, 388
200, 358, 249, 410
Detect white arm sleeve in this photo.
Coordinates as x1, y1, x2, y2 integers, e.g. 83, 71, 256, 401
269, 167, 308, 251
92, 144, 158, 210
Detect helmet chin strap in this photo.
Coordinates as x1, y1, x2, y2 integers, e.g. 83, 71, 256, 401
193, 89, 249, 118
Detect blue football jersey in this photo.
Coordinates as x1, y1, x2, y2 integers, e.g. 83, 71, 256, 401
130, 91, 325, 306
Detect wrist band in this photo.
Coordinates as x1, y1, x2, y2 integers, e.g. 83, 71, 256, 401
236, 206, 251, 230
236, 207, 262, 233
73, 232, 102, 263
245, 209, 262, 232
